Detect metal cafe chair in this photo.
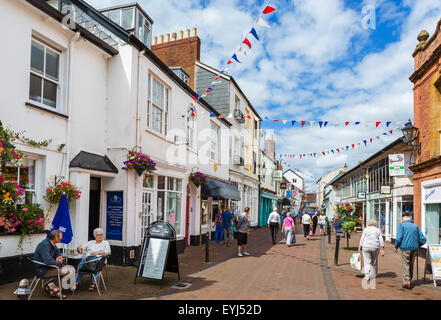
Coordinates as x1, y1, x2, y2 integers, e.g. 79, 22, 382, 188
27, 257, 63, 300
76, 255, 108, 296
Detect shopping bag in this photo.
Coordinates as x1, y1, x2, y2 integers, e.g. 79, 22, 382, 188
309, 227, 313, 237
350, 252, 361, 271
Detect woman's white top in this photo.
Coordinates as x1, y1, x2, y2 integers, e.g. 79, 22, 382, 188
81, 240, 111, 257
302, 214, 311, 225
318, 215, 327, 224
359, 226, 384, 250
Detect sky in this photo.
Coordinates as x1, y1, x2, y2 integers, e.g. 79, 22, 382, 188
87, 0, 441, 191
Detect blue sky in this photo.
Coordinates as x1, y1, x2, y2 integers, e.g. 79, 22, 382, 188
87, 0, 441, 191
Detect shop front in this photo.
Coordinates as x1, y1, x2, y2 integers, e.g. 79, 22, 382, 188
367, 193, 392, 239
193, 179, 241, 245
259, 191, 278, 227
421, 179, 441, 246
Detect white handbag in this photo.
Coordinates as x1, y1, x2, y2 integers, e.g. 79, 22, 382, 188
350, 252, 361, 271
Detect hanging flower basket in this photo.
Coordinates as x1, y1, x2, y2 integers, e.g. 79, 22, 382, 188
43, 181, 82, 204
189, 171, 208, 188
122, 150, 156, 176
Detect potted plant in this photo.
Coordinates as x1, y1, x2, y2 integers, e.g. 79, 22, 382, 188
189, 171, 208, 188
122, 150, 156, 176
43, 181, 82, 204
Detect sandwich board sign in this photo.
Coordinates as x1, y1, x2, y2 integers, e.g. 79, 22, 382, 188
135, 221, 180, 287
389, 154, 405, 176
424, 244, 441, 287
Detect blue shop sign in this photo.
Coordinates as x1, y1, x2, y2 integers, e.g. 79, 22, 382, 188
106, 191, 123, 241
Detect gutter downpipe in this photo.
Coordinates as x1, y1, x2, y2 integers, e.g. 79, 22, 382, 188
65, 32, 80, 179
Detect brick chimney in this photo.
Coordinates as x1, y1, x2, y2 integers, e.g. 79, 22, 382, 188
152, 27, 201, 90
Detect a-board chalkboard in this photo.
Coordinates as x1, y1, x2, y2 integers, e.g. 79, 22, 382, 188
425, 244, 441, 287
141, 238, 170, 280
135, 221, 180, 286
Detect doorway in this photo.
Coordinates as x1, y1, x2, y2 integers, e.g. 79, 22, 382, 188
88, 177, 101, 240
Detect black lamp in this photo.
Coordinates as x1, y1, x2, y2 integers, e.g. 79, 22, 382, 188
401, 119, 421, 154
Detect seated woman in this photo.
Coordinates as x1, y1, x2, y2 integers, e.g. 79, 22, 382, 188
76, 228, 111, 291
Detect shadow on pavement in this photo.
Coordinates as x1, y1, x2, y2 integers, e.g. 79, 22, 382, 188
377, 272, 397, 279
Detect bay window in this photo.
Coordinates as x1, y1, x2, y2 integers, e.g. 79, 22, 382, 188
29, 38, 60, 109
147, 74, 169, 135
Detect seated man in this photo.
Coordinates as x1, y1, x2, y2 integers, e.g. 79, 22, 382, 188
34, 230, 76, 298
76, 228, 111, 291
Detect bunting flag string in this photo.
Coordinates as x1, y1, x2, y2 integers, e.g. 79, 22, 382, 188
189, 1, 276, 109
273, 128, 400, 161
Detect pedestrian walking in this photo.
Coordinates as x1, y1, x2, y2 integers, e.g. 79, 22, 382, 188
213, 209, 224, 244
358, 219, 384, 285
395, 213, 426, 289
318, 212, 327, 236
222, 207, 234, 247
267, 207, 281, 245
302, 211, 312, 240
312, 212, 319, 235
282, 212, 295, 247
237, 207, 251, 257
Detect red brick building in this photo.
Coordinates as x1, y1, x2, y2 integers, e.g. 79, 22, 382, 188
409, 19, 441, 245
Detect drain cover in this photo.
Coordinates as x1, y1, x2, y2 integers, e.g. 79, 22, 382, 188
171, 282, 192, 290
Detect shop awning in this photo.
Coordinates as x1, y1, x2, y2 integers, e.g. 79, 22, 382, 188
201, 179, 241, 201
282, 198, 291, 206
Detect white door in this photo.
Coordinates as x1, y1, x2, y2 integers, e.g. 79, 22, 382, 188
141, 191, 154, 240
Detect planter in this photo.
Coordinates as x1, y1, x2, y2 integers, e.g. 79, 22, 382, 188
136, 168, 144, 177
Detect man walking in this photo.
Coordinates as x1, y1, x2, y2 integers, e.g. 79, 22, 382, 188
395, 213, 426, 289
237, 207, 251, 257
302, 211, 312, 240
267, 207, 281, 245
222, 207, 234, 247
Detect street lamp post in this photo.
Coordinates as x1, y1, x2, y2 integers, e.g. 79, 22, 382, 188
401, 119, 421, 155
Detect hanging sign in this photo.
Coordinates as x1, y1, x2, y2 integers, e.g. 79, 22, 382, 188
357, 192, 366, 199
272, 170, 283, 181
380, 186, 391, 194
389, 153, 405, 176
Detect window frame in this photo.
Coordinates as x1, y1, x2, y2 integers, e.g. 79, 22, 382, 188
147, 73, 170, 136
210, 122, 220, 162
29, 38, 61, 110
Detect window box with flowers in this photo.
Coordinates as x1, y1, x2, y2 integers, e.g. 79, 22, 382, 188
122, 150, 156, 176
189, 171, 208, 188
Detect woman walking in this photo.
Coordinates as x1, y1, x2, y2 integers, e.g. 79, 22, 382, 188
213, 209, 224, 244
318, 212, 327, 236
312, 212, 319, 235
302, 211, 312, 240
358, 219, 385, 285
282, 212, 295, 247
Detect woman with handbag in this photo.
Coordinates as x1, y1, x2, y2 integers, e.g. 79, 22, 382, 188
282, 212, 295, 247
76, 228, 111, 291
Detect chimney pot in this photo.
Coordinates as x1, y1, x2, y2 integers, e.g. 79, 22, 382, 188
165, 33, 170, 42
172, 32, 177, 41
185, 29, 190, 38
192, 27, 197, 37
153, 36, 157, 45
159, 35, 164, 44
179, 30, 183, 40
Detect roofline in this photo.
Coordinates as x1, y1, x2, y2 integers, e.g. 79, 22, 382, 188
98, 2, 154, 25
331, 137, 405, 185
283, 169, 304, 181
26, 0, 231, 127
195, 60, 262, 121
25, 0, 121, 56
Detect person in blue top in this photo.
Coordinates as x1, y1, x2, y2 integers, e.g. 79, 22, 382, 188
395, 213, 426, 289
222, 207, 234, 247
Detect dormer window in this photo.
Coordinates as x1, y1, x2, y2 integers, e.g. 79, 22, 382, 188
100, 4, 153, 49
170, 67, 189, 85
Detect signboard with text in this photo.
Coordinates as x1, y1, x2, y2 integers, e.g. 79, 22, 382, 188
272, 170, 283, 181
106, 191, 123, 241
425, 244, 441, 287
389, 153, 405, 176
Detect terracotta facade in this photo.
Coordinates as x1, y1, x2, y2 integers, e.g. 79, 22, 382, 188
410, 19, 441, 229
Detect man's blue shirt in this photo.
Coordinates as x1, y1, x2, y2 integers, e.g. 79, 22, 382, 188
222, 210, 234, 228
